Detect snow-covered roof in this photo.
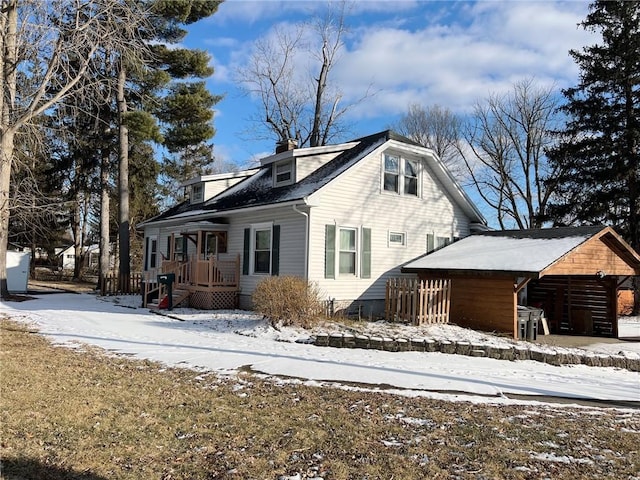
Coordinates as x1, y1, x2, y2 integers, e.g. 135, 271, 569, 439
403, 226, 607, 277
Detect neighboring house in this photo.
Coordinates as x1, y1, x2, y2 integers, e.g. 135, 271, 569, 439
59, 244, 113, 271
402, 226, 640, 338
138, 130, 487, 314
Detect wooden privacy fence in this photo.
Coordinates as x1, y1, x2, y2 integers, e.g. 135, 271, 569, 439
385, 278, 451, 325
100, 273, 143, 296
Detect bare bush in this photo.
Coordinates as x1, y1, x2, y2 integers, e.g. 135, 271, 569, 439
252, 276, 323, 329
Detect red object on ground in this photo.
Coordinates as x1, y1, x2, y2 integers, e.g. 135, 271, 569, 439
158, 296, 169, 309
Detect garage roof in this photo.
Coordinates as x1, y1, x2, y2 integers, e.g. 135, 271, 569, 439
402, 226, 640, 278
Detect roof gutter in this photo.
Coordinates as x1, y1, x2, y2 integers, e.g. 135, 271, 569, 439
138, 198, 312, 229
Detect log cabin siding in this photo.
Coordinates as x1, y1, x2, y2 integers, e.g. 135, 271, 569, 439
544, 236, 639, 276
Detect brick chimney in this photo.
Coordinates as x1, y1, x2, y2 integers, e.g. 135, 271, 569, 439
275, 138, 298, 154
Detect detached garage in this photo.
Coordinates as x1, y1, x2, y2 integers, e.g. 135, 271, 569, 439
402, 226, 640, 339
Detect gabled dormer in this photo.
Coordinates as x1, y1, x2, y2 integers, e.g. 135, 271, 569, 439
260, 139, 359, 188
181, 170, 258, 205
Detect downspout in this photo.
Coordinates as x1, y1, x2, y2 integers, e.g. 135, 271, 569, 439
293, 203, 309, 280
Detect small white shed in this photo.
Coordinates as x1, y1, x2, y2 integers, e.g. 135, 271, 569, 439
7, 251, 30, 293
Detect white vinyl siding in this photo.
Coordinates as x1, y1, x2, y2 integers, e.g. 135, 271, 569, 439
226, 208, 306, 298
308, 146, 470, 302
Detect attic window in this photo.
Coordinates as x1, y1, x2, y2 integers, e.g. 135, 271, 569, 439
383, 154, 419, 197
274, 159, 294, 187
191, 183, 204, 203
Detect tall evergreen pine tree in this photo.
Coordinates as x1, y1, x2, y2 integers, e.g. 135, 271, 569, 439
546, 0, 640, 250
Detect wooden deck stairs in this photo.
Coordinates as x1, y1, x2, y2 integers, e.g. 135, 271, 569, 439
147, 287, 190, 310
143, 254, 240, 311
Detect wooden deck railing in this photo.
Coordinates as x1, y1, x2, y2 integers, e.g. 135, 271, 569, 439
141, 254, 240, 307
189, 255, 240, 288
385, 277, 451, 325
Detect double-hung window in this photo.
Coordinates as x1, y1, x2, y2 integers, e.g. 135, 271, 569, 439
383, 153, 419, 197
243, 223, 280, 276
191, 183, 204, 203
404, 159, 418, 196
339, 228, 357, 275
146, 237, 157, 269
253, 227, 272, 274
274, 159, 294, 186
383, 154, 400, 193
324, 225, 371, 279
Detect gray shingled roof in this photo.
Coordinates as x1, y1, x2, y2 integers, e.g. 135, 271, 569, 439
140, 130, 484, 227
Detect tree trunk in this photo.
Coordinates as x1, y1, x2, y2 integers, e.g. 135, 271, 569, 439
99, 147, 110, 292
310, 41, 329, 148
0, 1, 18, 299
0, 130, 14, 298
117, 61, 130, 292
72, 194, 82, 280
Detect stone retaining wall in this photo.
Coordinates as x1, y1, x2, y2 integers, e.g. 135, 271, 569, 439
312, 333, 640, 372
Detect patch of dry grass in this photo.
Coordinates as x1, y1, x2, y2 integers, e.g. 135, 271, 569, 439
1, 318, 639, 479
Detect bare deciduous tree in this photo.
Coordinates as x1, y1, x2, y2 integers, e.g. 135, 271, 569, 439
236, 1, 365, 148
393, 103, 463, 175
459, 78, 562, 229
0, 0, 149, 298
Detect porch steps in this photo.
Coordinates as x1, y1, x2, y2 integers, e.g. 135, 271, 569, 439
148, 288, 190, 310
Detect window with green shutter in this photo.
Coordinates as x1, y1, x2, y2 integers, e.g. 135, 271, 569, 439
244, 223, 279, 275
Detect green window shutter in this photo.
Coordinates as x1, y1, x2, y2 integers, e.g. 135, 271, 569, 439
144, 237, 150, 271
361, 227, 371, 279
324, 224, 336, 279
271, 225, 280, 276
243, 228, 250, 275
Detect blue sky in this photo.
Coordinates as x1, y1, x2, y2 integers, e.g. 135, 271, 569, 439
184, 0, 594, 169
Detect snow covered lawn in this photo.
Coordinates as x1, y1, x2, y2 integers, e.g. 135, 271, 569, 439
1, 292, 639, 405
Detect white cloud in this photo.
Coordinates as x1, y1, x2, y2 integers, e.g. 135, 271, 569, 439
330, 1, 595, 120
199, 1, 600, 159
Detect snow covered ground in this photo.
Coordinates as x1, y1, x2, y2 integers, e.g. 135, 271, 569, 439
1, 292, 639, 406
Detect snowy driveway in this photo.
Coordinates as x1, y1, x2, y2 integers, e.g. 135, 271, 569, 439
2, 293, 639, 405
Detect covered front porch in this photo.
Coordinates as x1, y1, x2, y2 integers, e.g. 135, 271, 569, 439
142, 225, 240, 310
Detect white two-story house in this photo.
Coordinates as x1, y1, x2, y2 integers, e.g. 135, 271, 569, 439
138, 130, 487, 315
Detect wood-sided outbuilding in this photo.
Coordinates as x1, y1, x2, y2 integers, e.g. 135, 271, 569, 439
402, 226, 640, 339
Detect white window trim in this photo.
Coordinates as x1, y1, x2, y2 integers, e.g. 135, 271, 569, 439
250, 222, 273, 275
147, 235, 158, 270
191, 183, 204, 203
388, 231, 406, 247
337, 226, 358, 276
274, 159, 295, 187
382, 153, 421, 198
